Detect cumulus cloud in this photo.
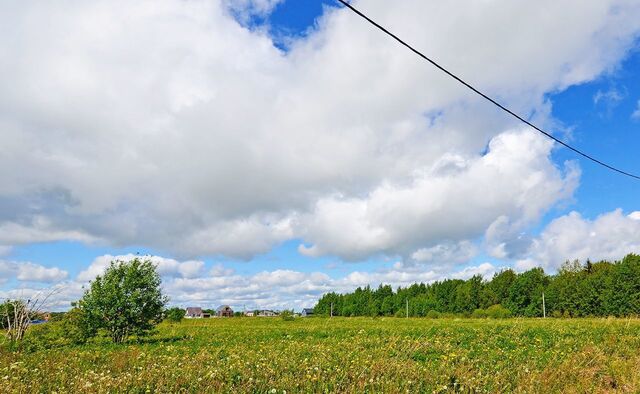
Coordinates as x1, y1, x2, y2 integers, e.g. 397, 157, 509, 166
0, 0, 639, 264
149, 258, 499, 309
76, 254, 207, 282
1, 253, 497, 311
297, 129, 579, 261
516, 209, 640, 270
0, 260, 68, 283
411, 241, 477, 265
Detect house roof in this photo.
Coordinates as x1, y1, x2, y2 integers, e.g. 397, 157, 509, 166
186, 307, 202, 314
217, 305, 232, 311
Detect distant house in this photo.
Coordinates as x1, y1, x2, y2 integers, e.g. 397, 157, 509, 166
217, 305, 234, 317
185, 307, 203, 318
257, 310, 278, 317
244, 311, 255, 317
301, 308, 314, 317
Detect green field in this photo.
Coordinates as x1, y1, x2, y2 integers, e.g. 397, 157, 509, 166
2, 317, 640, 393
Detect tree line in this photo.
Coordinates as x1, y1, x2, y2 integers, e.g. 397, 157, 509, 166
314, 254, 640, 318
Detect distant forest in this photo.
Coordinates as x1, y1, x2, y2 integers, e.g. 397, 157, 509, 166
314, 254, 640, 318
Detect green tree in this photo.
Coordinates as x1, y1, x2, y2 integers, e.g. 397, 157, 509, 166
505, 268, 549, 317
165, 307, 185, 323
481, 269, 517, 308
607, 254, 640, 316
77, 258, 168, 343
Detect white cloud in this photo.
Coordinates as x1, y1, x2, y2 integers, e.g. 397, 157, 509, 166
593, 87, 626, 116
296, 129, 579, 261
1, 253, 497, 311
411, 241, 477, 265
0, 260, 68, 283
225, 0, 284, 23
517, 209, 640, 270
76, 254, 207, 282
0, 0, 638, 263
155, 260, 499, 309
632, 100, 640, 120
0, 219, 97, 246
593, 88, 625, 105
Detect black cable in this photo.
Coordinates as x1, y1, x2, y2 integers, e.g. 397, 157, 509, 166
336, 0, 640, 181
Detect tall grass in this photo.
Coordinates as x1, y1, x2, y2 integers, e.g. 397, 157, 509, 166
2, 317, 640, 392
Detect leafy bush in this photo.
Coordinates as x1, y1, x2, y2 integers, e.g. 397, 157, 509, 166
21, 322, 67, 352
20, 308, 94, 351
61, 308, 95, 344
281, 310, 295, 321
165, 307, 185, 323
471, 308, 488, 318
485, 304, 512, 319
426, 310, 441, 319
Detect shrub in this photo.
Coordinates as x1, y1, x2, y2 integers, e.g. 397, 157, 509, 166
61, 308, 95, 344
486, 304, 512, 319
426, 310, 441, 319
281, 310, 295, 321
165, 307, 185, 323
21, 322, 67, 352
471, 308, 488, 318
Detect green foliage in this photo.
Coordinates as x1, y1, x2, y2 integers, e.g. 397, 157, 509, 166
61, 307, 95, 344
165, 307, 185, 323
0, 300, 15, 329
485, 304, 511, 318
280, 310, 295, 321
19, 309, 93, 351
471, 309, 487, 318
426, 310, 441, 319
4, 318, 640, 392
314, 254, 640, 318
21, 321, 67, 351
77, 258, 168, 343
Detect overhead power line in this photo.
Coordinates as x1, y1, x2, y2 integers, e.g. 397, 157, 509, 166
335, 0, 640, 181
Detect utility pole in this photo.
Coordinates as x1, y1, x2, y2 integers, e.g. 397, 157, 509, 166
542, 292, 546, 318
330, 302, 333, 318
406, 298, 409, 318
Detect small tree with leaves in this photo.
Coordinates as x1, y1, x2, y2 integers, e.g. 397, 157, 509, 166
77, 258, 167, 343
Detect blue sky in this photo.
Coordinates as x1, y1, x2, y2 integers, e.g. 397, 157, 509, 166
1, 0, 640, 310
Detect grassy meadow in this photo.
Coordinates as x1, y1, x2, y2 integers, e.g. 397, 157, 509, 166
2, 317, 640, 393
